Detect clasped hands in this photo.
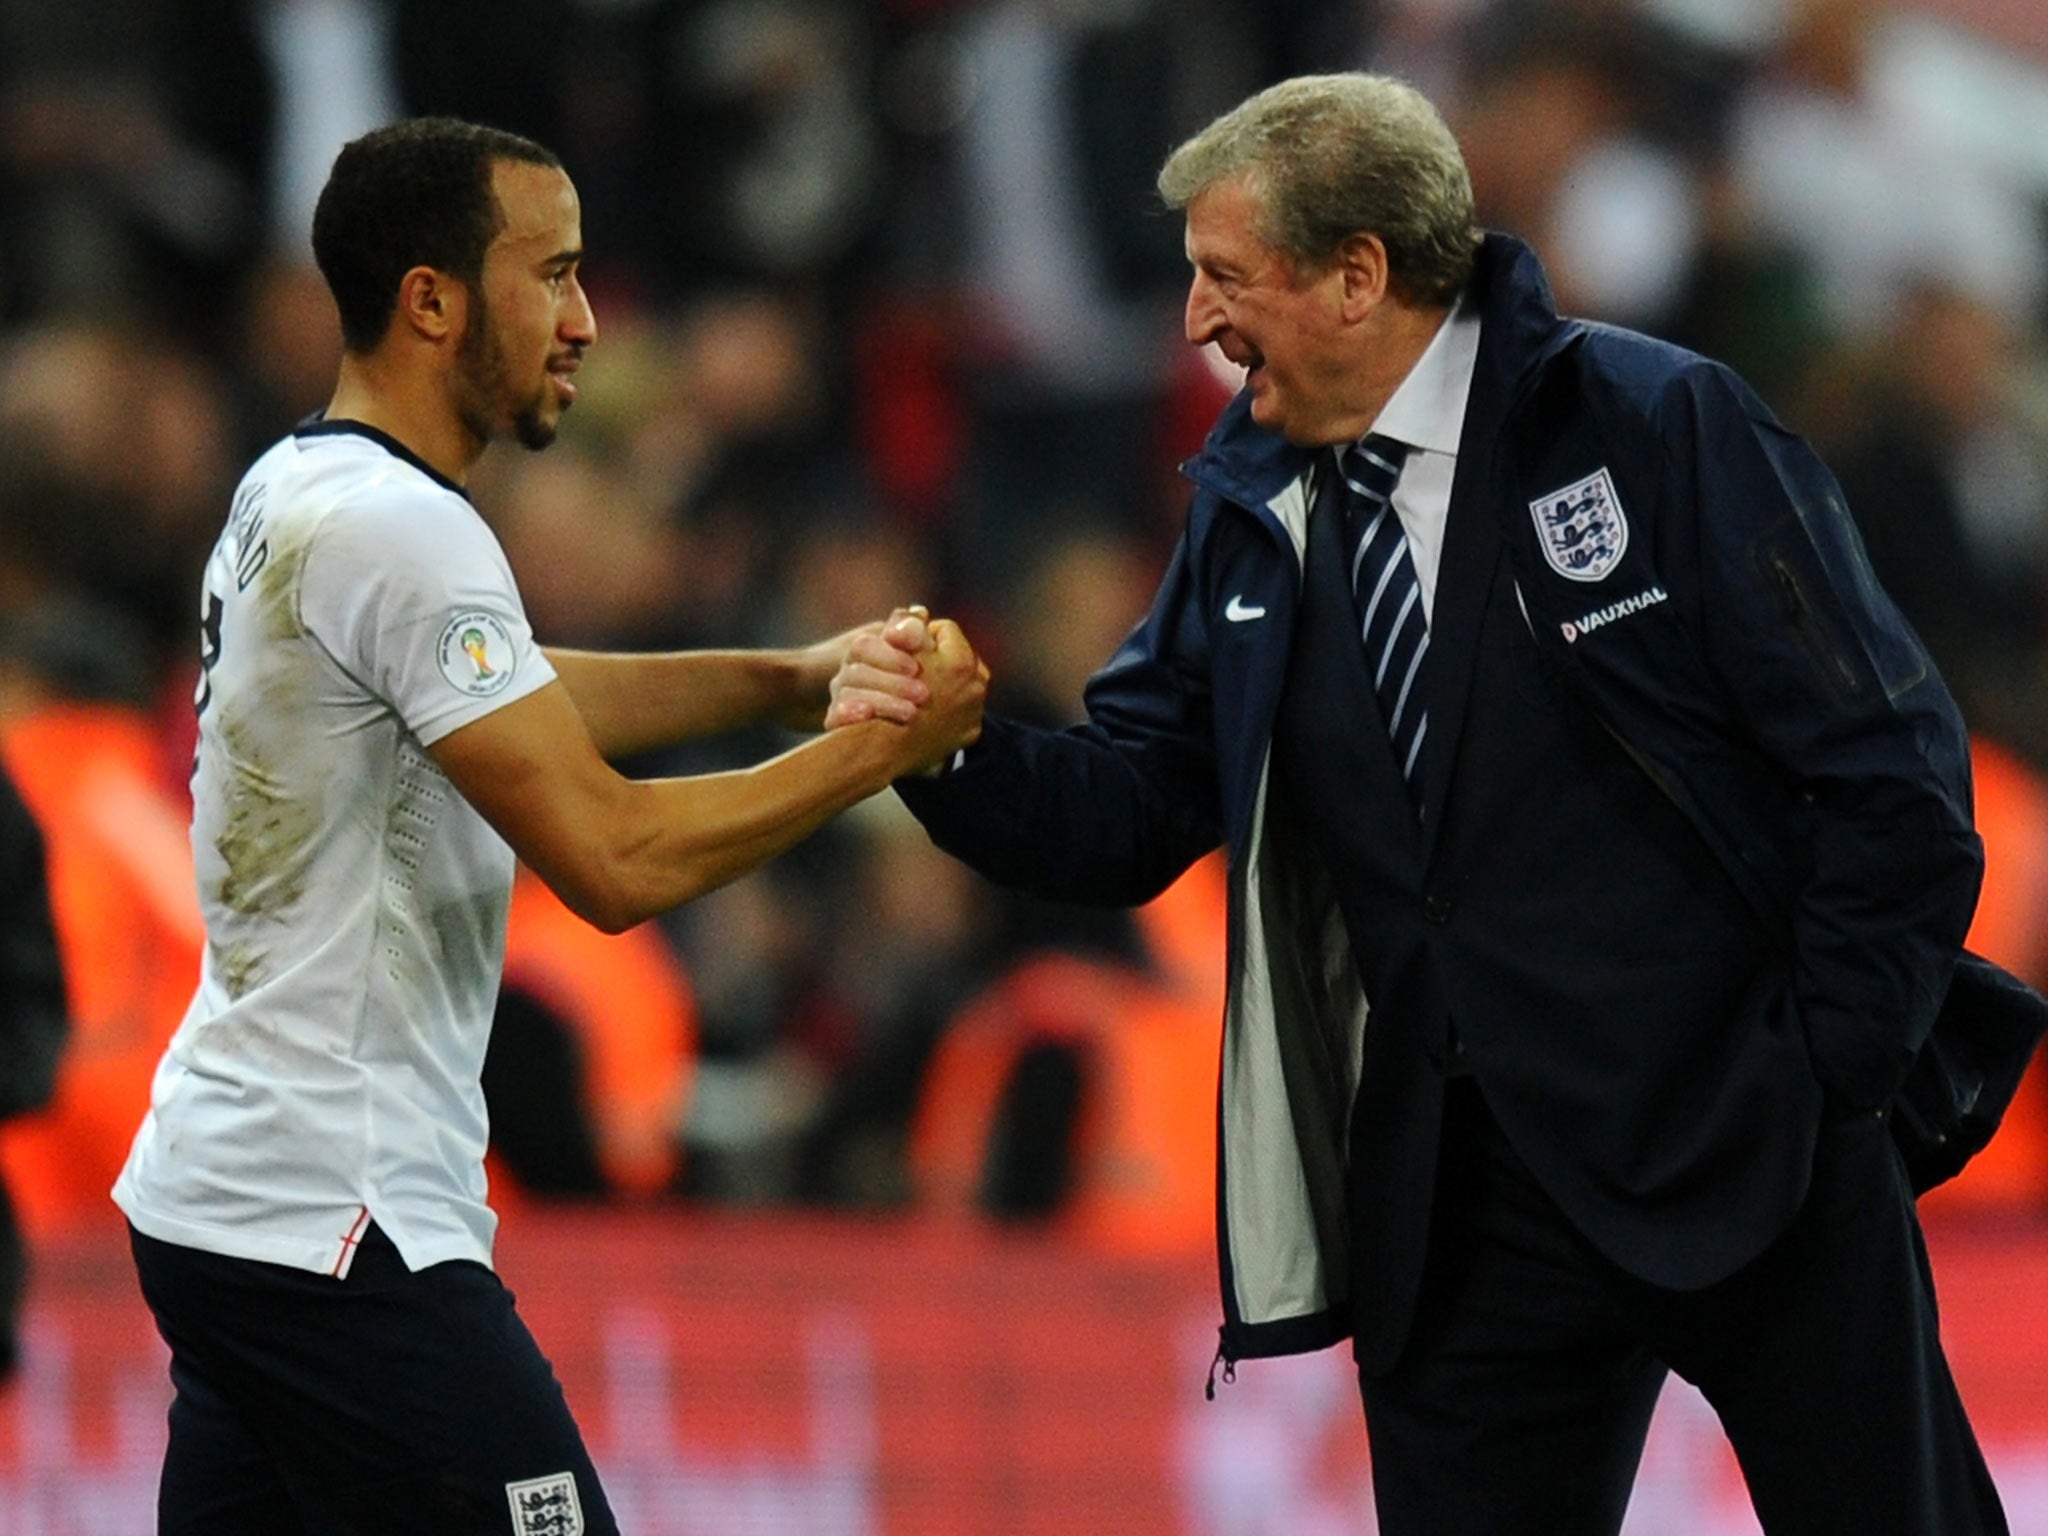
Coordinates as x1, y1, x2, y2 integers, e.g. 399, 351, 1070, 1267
827, 605, 988, 774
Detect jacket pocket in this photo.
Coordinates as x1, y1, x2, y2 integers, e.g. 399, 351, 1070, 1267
1752, 529, 1867, 707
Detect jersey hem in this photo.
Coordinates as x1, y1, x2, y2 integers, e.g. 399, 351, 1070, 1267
112, 1187, 495, 1277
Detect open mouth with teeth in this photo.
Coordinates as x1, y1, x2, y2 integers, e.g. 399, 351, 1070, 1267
1198, 341, 1249, 392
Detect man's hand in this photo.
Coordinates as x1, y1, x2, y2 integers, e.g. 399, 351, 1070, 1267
826, 605, 940, 727
776, 606, 923, 730
886, 618, 988, 774
827, 609, 990, 776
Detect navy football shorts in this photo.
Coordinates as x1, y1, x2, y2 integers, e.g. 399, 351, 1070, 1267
130, 1222, 619, 1535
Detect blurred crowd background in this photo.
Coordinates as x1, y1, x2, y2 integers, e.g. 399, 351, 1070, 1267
1, 0, 2046, 1297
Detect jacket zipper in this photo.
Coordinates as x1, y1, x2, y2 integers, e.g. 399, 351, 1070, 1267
1769, 554, 1862, 699
1204, 1334, 1238, 1400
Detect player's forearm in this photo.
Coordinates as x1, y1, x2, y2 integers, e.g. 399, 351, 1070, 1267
545, 647, 824, 758
443, 628, 980, 931
557, 720, 910, 931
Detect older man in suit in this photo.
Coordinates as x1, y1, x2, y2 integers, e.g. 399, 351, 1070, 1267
833, 72, 2012, 1535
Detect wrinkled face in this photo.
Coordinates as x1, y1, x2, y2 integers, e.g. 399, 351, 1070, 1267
454, 160, 595, 451
1182, 177, 1354, 446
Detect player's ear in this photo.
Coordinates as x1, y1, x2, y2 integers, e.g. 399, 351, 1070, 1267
394, 266, 466, 344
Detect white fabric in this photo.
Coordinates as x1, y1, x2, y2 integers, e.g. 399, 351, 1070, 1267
1358, 294, 1482, 623
114, 424, 556, 1278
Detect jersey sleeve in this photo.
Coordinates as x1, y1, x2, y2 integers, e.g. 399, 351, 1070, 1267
297, 484, 558, 746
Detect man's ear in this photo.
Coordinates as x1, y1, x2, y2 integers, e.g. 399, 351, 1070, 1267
1336, 233, 1390, 324
394, 265, 466, 344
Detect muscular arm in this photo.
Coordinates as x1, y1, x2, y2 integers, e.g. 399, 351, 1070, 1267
545, 623, 891, 759
435, 623, 984, 933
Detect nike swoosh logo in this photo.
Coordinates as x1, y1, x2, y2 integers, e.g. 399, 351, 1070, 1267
1225, 595, 1267, 622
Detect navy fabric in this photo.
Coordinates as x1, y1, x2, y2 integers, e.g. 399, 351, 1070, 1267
1360, 1081, 2007, 1536
131, 1224, 618, 1536
1272, 444, 1813, 1368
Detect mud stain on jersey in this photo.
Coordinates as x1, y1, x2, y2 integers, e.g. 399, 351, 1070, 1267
213, 712, 316, 916
257, 527, 313, 644
209, 520, 326, 919
211, 939, 265, 1001
427, 884, 510, 1006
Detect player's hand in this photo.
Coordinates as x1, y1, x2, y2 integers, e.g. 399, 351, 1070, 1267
825, 605, 935, 728
893, 618, 987, 774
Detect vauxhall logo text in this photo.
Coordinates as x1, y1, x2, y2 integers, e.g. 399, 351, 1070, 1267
1559, 585, 1668, 644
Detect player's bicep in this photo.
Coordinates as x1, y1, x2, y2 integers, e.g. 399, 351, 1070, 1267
427, 681, 636, 927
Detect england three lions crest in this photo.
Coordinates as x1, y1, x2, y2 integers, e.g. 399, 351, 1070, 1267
1530, 467, 1628, 583
506, 1473, 584, 1535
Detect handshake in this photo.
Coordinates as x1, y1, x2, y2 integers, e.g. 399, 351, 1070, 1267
822, 605, 988, 777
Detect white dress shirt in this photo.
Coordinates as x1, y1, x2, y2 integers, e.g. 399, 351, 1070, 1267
1347, 293, 1482, 625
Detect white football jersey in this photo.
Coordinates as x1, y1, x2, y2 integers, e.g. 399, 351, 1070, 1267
115, 422, 557, 1277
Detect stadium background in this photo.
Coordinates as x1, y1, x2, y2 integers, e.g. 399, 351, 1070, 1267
1, 0, 2047, 1529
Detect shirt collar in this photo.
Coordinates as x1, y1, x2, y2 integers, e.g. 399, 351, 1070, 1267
1362, 289, 1480, 458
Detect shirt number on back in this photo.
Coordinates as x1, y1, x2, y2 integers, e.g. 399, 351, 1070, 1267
195, 592, 224, 717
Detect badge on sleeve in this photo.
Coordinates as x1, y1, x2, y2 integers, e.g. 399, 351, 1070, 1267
437, 611, 518, 697
1529, 467, 1628, 583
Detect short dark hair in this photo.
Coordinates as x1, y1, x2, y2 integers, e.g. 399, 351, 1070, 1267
311, 117, 562, 353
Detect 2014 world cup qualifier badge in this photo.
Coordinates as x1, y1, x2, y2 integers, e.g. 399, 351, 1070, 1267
506, 1472, 585, 1535
1530, 467, 1628, 583
438, 611, 518, 698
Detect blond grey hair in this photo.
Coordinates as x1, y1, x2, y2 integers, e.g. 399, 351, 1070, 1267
1157, 73, 1479, 306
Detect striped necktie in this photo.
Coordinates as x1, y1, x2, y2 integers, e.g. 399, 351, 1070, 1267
1338, 434, 1427, 807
